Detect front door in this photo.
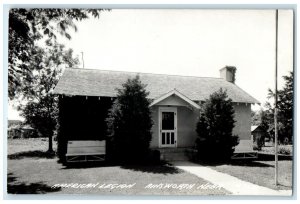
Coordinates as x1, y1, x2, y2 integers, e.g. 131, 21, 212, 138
159, 107, 177, 147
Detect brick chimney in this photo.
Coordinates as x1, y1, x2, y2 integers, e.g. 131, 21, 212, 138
220, 66, 237, 83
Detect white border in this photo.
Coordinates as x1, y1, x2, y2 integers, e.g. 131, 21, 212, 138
1, 2, 298, 202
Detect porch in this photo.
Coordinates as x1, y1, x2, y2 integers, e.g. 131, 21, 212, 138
149, 89, 200, 151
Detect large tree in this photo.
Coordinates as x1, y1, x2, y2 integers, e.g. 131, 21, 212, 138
277, 71, 293, 143
18, 43, 79, 152
106, 76, 153, 163
9, 8, 105, 99
196, 88, 239, 161
267, 71, 293, 144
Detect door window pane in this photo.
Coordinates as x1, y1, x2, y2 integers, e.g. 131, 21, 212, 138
162, 112, 174, 130
167, 132, 170, 144
171, 132, 174, 144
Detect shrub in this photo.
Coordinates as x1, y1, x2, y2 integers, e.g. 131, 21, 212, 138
106, 75, 153, 163
253, 143, 259, 151
253, 134, 264, 150
278, 145, 292, 155
195, 88, 239, 161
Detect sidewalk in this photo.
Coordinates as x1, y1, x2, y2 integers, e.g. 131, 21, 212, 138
171, 161, 292, 196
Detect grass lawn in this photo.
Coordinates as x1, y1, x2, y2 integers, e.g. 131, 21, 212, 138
7, 138, 229, 195
202, 159, 293, 190
7, 138, 57, 155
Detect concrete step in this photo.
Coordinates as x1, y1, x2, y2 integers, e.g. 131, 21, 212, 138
161, 152, 189, 161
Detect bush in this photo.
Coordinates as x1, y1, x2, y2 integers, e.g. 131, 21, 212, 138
146, 150, 161, 164
253, 135, 264, 150
253, 143, 259, 151
106, 75, 153, 163
278, 145, 292, 155
195, 88, 239, 161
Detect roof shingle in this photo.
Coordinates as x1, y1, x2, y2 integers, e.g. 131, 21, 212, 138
53, 68, 260, 104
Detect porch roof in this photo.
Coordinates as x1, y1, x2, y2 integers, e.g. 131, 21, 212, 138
150, 89, 201, 109
53, 68, 260, 104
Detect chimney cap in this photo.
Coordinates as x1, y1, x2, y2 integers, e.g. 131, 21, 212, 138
220, 66, 237, 71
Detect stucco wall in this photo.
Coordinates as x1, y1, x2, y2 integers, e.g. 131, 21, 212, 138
150, 105, 199, 148
150, 102, 252, 149
232, 103, 251, 140
150, 106, 159, 148
155, 95, 190, 106
177, 106, 199, 147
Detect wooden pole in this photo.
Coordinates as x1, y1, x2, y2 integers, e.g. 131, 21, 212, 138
274, 9, 279, 186
81, 51, 85, 68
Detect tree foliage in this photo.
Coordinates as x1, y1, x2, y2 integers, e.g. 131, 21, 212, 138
18, 43, 79, 152
277, 71, 293, 142
265, 71, 293, 144
251, 110, 260, 126
106, 76, 153, 163
196, 88, 239, 161
9, 8, 105, 99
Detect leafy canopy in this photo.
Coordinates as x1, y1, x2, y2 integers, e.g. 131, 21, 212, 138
264, 71, 293, 144
9, 8, 105, 99
18, 43, 79, 152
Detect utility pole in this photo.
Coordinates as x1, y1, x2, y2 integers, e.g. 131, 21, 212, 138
81, 51, 85, 68
274, 9, 279, 186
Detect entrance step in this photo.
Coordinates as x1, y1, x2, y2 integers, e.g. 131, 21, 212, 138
161, 152, 188, 161
156, 148, 190, 161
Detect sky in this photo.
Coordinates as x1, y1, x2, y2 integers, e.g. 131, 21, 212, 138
8, 9, 294, 120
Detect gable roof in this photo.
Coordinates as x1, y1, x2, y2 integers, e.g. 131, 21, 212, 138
53, 68, 260, 104
251, 125, 265, 132
150, 89, 201, 109
251, 125, 259, 132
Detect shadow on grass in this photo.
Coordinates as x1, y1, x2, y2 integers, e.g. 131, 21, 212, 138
228, 160, 274, 167
61, 160, 182, 174
257, 153, 293, 161
7, 173, 17, 183
60, 161, 118, 169
121, 161, 183, 175
196, 159, 274, 167
275, 183, 292, 189
7, 173, 61, 194
8, 150, 56, 160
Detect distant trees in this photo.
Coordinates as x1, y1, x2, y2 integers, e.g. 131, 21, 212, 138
267, 71, 293, 144
106, 76, 153, 163
251, 71, 293, 144
196, 88, 239, 161
275, 71, 293, 143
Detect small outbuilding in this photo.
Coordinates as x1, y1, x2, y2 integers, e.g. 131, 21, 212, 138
8, 123, 38, 138
251, 125, 266, 150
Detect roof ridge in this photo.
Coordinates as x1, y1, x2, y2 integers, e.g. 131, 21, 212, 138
65, 67, 222, 80
55, 67, 260, 104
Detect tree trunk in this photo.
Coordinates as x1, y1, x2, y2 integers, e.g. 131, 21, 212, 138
48, 134, 54, 153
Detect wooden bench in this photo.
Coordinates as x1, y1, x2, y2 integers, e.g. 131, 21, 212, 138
66, 140, 106, 162
231, 139, 258, 159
